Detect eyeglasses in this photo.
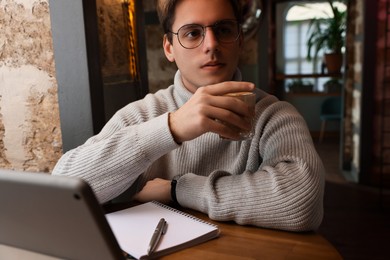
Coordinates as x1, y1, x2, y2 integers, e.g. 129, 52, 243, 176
169, 19, 241, 49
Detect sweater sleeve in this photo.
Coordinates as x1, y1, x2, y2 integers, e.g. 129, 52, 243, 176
175, 97, 325, 232
52, 102, 179, 203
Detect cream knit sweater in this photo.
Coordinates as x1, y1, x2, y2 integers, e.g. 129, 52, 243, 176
53, 70, 325, 232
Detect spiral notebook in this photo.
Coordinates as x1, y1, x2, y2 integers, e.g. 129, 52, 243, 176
105, 201, 220, 259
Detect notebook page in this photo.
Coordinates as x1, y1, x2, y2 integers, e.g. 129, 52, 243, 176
105, 201, 219, 259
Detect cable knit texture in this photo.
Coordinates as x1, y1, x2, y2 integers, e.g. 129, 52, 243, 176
52, 70, 325, 232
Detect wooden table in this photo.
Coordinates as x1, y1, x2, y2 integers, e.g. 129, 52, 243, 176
162, 210, 342, 260
0, 206, 342, 260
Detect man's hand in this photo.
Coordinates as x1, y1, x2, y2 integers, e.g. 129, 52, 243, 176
133, 178, 171, 204
169, 81, 255, 143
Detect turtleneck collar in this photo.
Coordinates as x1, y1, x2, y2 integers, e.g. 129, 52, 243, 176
173, 69, 243, 105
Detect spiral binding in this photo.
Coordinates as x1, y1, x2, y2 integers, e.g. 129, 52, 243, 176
152, 201, 218, 228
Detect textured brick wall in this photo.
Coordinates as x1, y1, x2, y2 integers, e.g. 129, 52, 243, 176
343, 0, 363, 178
372, 0, 390, 185
344, 0, 390, 186
0, 0, 62, 172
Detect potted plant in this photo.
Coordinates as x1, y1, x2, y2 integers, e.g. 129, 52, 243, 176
306, 0, 347, 73
287, 79, 314, 93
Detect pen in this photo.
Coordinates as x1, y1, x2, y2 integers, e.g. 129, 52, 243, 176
147, 218, 167, 255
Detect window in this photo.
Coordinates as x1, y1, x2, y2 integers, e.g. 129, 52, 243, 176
277, 1, 347, 93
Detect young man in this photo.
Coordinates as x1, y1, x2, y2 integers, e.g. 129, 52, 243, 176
52, 0, 325, 232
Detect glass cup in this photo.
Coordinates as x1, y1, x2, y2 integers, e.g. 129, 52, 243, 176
219, 92, 256, 140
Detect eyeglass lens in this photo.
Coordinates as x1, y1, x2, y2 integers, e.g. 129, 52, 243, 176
177, 20, 239, 49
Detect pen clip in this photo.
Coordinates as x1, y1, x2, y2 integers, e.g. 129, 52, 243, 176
162, 220, 168, 235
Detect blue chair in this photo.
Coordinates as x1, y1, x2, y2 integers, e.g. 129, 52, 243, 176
319, 97, 342, 143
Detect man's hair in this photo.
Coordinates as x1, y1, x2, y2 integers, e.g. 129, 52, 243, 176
157, 0, 243, 43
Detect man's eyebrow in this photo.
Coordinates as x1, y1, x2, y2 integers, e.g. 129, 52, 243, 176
180, 19, 237, 27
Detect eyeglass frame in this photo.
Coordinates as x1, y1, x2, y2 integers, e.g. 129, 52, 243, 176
168, 19, 242, 49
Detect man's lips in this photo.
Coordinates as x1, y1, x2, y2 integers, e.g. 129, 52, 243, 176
201, 61, 225, 68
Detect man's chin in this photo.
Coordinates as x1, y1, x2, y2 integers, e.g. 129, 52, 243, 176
198, 74, 234, 86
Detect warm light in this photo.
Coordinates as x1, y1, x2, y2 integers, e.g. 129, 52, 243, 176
123, 0, 139, 80
286, 2, 347, 21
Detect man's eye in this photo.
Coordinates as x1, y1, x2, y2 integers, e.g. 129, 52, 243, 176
182, 29, 202, 39
216, 25, 233, 35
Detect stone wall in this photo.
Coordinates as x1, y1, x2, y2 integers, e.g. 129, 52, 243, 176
0, 0, 62, 172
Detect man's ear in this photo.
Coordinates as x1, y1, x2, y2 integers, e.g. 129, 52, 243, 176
163, 34, 175, 62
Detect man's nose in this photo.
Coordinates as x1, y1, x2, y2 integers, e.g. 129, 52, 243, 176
202, 27, 219, 51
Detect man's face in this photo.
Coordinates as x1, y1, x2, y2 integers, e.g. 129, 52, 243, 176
163, 0, 243, 93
